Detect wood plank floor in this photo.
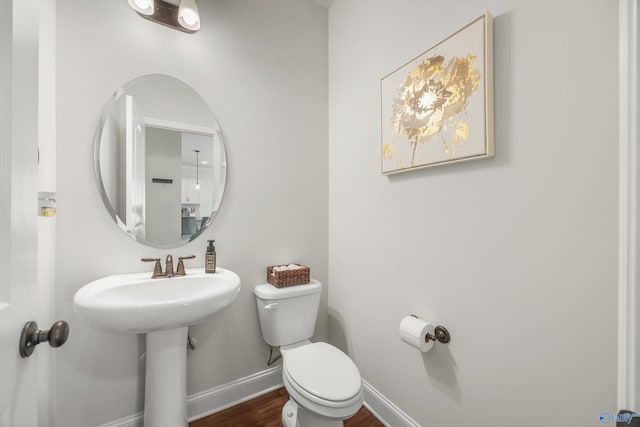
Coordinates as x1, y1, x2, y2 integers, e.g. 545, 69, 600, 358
190, 387, 384, 427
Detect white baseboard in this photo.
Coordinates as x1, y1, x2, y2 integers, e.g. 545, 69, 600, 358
98, 368, 419, 427
97, 366, 283, 427
363, 380, 421, 427
187, 365, 283, 421
97, 412, 143, 427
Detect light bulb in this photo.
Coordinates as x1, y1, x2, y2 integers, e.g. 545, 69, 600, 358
195, 182, 200, 190
181, 10, 198, 26
178, 0, 200, 31
128, 0, 154, 15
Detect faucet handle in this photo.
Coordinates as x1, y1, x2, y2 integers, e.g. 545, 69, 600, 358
141, 258, 163, 278
176, 255, 196, 276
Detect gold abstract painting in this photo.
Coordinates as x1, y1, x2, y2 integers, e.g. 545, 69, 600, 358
381, 13, 494, 175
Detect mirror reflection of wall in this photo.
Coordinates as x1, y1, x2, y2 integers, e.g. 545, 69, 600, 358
94, 75, 227, 248
145, 126, 182, 245
144, 128, 220, 243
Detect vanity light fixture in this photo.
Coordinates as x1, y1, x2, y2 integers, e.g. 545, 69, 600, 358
128, 0, 200, 34
195, 150, 200, 190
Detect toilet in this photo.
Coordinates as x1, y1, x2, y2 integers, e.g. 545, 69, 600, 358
254, 280, 363, 427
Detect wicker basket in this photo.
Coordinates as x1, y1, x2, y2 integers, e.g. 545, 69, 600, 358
267, 265, 310, 288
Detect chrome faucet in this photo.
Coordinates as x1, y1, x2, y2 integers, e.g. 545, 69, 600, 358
141, 255, 196, 279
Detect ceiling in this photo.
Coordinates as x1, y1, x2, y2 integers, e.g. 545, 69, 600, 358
181, 132, 214, 169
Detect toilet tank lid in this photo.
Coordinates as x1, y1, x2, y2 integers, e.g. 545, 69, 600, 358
254, 279, 321, 300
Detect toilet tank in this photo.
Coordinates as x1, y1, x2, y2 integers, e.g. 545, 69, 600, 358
254, 280, 322, 347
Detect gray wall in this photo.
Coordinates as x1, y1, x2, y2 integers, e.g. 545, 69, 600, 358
145, 127, 182, 245
55, 0, 621, 425
327, 1, 618, 426
55, 1, 328, 425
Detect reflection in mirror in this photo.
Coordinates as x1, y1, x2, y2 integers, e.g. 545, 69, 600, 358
95, 75, 227, 248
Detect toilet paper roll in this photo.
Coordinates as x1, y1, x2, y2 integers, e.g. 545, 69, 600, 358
399, 316, 434, 352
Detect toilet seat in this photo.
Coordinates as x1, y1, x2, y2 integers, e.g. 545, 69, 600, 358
282, 342, 363, 418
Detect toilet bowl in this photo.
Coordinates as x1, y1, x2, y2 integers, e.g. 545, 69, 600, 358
281, 341, 363, 426
254, 280, 363, 427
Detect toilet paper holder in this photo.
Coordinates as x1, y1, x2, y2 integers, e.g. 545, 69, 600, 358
411, 315, 451, 344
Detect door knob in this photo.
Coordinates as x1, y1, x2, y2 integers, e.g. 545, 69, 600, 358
19, 320, 69, 358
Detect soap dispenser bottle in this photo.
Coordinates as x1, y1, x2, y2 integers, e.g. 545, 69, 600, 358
205, 240, 216, 273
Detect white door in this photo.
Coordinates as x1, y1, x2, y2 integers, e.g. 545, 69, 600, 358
618, 0, 640, 417
0, 0, 41, 425
123, 94, 146, 241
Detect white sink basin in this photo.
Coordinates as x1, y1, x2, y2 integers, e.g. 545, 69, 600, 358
73, 268, 240, 333
73, 267, 241, 427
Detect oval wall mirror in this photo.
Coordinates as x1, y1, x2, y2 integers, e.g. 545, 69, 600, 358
94, 74, 227, 248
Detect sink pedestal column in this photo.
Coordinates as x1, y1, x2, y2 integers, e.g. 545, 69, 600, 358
144, 326, 188, 427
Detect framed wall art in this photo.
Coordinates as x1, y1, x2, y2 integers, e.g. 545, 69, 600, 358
381, 12, 494, 175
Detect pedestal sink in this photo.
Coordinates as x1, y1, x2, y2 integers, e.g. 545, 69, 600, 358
73, 267, 241, 427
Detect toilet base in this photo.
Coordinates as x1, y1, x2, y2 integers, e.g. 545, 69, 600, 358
281, 399, 344, 427
282, 400, 297, 427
